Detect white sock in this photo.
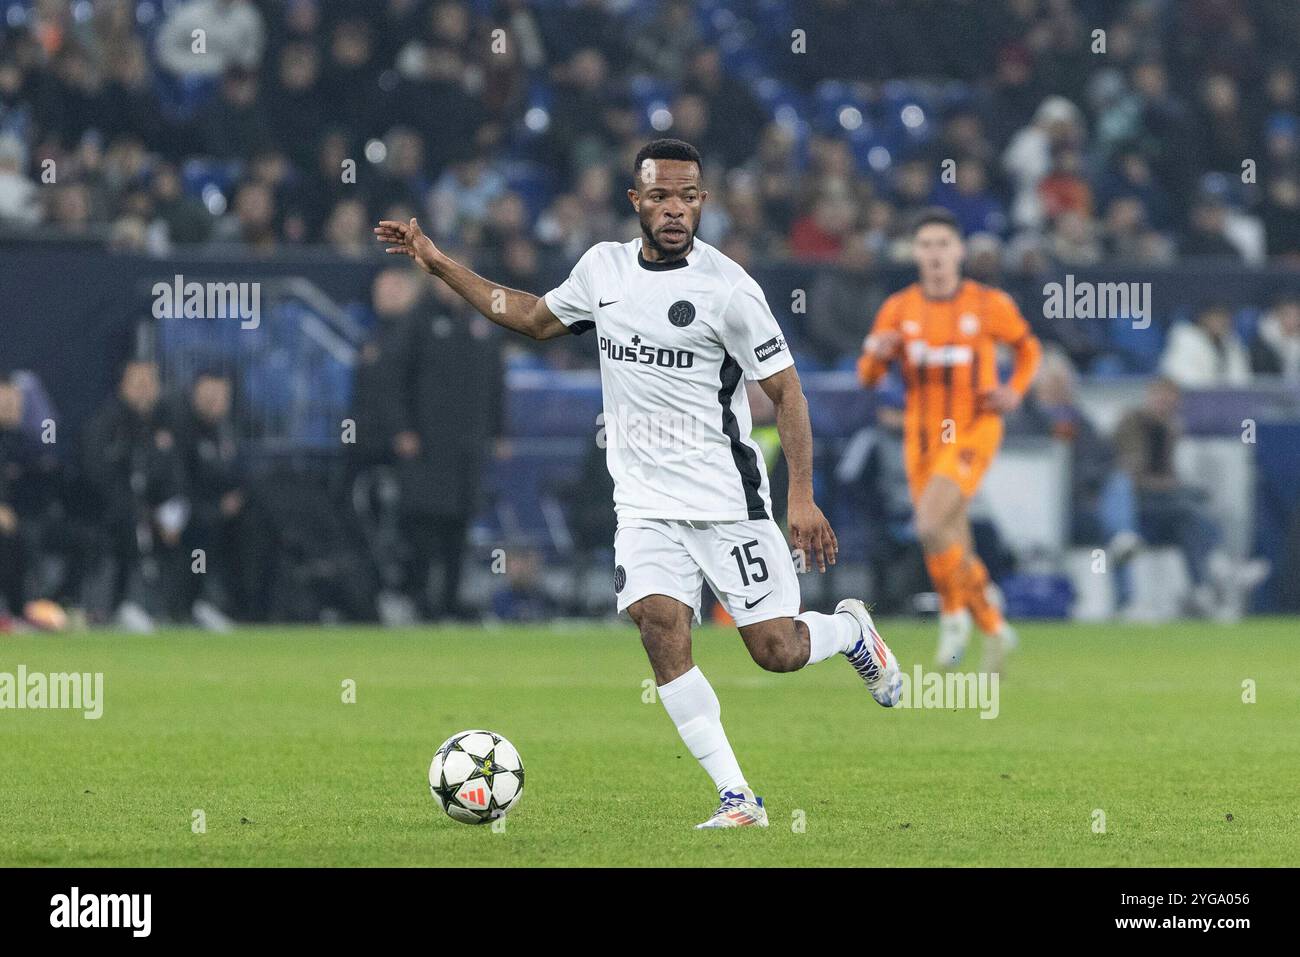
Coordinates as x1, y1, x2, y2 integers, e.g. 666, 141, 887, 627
797, 610, 860, 664
657, 666, 747, 795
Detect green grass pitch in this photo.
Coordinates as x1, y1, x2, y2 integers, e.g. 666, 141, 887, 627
2, 618, 1296, 867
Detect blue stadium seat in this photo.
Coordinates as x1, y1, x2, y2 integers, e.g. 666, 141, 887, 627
1108, 314, 1167, 373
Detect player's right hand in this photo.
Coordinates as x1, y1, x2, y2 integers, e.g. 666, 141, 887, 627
863, 329, 903, 360
375, 218, 441, 274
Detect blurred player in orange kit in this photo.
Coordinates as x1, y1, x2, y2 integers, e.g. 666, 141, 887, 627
858, 208, 1041, 672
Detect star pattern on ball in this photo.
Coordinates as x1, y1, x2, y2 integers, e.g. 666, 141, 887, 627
432, 731, 523, 824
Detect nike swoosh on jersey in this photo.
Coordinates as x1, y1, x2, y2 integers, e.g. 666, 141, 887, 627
743, 592, 773, 610
599, 298, 620, 307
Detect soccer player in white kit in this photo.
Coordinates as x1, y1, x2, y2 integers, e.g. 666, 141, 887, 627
376, 139, 902, 829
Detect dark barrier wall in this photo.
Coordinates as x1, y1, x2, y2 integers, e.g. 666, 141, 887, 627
1, 247, 378, 447
4, 246, 1300, 445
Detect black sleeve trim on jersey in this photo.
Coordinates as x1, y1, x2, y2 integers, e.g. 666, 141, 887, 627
718, 352, 769, 521
568, 319, 595, 336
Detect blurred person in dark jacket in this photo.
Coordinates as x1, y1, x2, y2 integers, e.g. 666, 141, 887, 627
1113, 377, 1266, 618
168, 370, 248, 629
0, 376, 40, 615
0, 373, 90, 621
353, 266, 504, 620
834, 381, 925, 613
1250, 294, 1300, 382
805, 234, 886, 366
82, 358, 187, 630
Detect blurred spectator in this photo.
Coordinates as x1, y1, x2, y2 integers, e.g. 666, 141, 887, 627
351, 267, 504, 620
0, 133, 41, 225
199, 67, 272, 160
631, 0, 700, 76
1159, 303, 1251, 388
81, 359, 187, 631
150, 163, 211, 246
1049, 209, 1102, 266
1113, 378, 1266, 618
0, 373, 91, 619
833, 382, 924, 613
0, 377, 35, 614
323, 197, 371, 258
805, 234, 885, 364
1037, 147, 1092, 221
1003, 95, 1084, 231
169, 371, 247, 629
788, 185, 857, 262
156, 0, 266, 78
490, 548, 556, 623
429, 155, 507, 243
210, 180, 277, 250
1112, 377, 1218, 615
963, 232, 1005, 284
1251, 295, 1300, 382
935, 158, 1007, 236
1260, 174, 1300, 262
1181, 196, 1245, 260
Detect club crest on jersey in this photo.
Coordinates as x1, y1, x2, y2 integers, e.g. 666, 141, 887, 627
754, 334, 787, 362
613, 565, 626, 593
668, 300, 696, 327
959, 313, 980, 337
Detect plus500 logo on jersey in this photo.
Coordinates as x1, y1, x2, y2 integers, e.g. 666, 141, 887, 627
599, 335, 695, 369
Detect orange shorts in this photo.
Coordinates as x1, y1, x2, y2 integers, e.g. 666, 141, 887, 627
905, 415, 1003, 502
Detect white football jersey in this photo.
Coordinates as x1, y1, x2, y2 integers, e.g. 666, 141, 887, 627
544, 237, 794, 521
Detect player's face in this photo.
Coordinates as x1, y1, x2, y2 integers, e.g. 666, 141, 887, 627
629, 159, 706, 258
913, 224, 964, 283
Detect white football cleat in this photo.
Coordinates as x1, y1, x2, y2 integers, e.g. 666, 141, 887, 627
836, 599, 902, 707
982, 623, 1019, 674
935, 608, 972, 669
695, 789, 769, 829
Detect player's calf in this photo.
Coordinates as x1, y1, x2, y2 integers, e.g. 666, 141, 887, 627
738, 617, 810, 673
628, 594, 694, 684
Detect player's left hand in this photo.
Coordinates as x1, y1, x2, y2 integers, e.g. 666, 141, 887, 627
978, 385, 1022, 414
788, 497, 838, 573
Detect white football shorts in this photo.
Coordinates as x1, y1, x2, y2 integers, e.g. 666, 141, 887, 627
613, 517, 802, 627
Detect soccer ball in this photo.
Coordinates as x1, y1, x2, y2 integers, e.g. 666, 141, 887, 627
429, 729, 525, 825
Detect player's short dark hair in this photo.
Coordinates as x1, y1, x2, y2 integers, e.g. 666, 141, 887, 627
633, 139, 702, 183
911, 207, 962, 236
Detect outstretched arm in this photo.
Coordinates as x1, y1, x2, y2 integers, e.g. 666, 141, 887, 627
758, 365, 838, 572
374, 218, 569, 341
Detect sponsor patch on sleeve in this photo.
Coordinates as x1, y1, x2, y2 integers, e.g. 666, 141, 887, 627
753, 334, 787, 362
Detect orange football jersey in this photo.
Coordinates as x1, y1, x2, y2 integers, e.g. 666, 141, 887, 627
858, 279, 1041, 461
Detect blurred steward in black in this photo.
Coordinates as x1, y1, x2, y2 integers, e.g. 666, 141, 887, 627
0, 373, 92, 617
353, 266, 504, 620
168, 369, 253, 626
82, 358, 186, 628
0, 377, 44, 614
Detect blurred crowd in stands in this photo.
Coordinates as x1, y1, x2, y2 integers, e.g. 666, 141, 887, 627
2, 0, 1300, 271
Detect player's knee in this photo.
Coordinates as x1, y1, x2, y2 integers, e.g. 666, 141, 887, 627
916, 508, 955, 552
916, 513, 946, 552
